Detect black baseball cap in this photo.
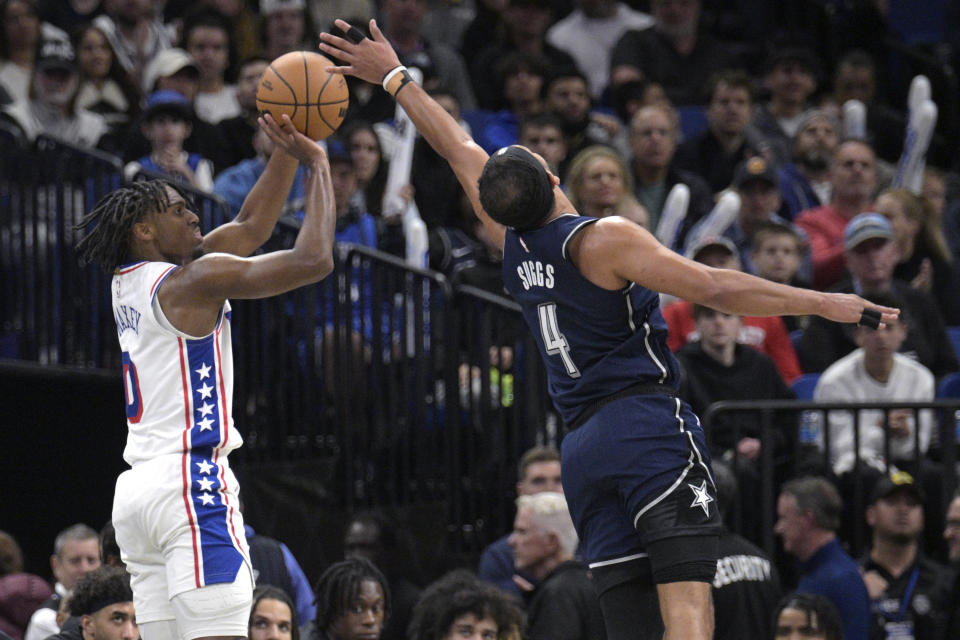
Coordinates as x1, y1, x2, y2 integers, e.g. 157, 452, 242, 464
733, 157, 778, 189
35, 38, 76, 73
870, 471, 924, 505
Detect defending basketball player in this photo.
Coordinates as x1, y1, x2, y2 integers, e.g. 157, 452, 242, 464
74, 115, 335, 640
319, 20, 898, 640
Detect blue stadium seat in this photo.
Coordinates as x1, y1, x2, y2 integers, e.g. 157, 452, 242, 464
936, 372, 960, 398
676, 105, 708, 141
946, 326, 960, 362
791, 373, 821, 400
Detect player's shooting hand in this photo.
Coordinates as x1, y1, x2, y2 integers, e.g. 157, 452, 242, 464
819, 292, 899, 328
258, 113, 327, 165
319, 19, 402, 87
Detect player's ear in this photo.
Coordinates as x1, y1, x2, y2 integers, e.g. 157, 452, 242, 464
132, 218, 155, 242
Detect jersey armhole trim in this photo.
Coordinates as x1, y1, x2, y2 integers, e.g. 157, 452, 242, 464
561, 218, 599, 262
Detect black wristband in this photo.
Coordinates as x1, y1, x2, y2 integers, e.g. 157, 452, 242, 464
858, 308, 882, 329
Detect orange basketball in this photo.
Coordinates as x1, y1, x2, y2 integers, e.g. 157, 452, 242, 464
256, 51, 349, 141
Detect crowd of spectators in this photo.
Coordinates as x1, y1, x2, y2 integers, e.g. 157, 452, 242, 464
4, 0, 960, 638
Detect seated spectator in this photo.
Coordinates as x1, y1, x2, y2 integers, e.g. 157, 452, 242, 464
814, 290, 934, 476
875, 188, 960, 325
774, 477, 871, 640
1, 38, 107, 147
407, 570, 524, 640
687, 157, 810, 280
0, 0, 42, 103
771, 592, 843, 640
565, 145, 648, 227
72, 23, 140, 136
213, 126, 306, 222
508, 492, 605, 640
47, 566, 136, 640
542, 68, 614, 178
797, 213, 958, 378
627, 103, 712, 245
248, 585, 299, 640
23, 524, 100, 640
110, 48, 225, 171
517, 112, 567, 175
609, 0, 733, 106
329, 137, 377, 249
860, 472, 955, 640
545, 0, 653, 102
342, 511, 421, 640
795, 139, 878, 290
776, 109, 839, 220
709, 462, 781, 640
673, 70, 757, 194
663, 236, 802, 384
183, 9, 240, 124
215, 55, 268, 168
93, 0, 171, 86
750, 48, 819, 165
123, 90, 214, 191
197, 0, 260, 62
260, 0, 313, 63
476, 51, 547, 154
478, 446, 562, 601
677, 304, 795, 461
309, 558, 389, 640
751, 222, 810, 332
469, 0, 573, 112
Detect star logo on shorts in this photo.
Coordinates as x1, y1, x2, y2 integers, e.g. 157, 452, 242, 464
688, 481, 713, 516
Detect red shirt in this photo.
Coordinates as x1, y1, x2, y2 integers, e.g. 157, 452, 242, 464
795, 204, 858, 290
663, 300, 802, 384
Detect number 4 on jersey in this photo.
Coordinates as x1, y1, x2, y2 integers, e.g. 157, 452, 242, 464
538, 302, 581, 378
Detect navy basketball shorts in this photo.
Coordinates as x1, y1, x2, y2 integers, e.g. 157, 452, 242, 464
561, 392, 721, 583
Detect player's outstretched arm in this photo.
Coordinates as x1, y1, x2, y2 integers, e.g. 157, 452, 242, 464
158, 117, 336, 336
202, 116, 301, 257
318, 19, 505, 250
579, 217, 899, 325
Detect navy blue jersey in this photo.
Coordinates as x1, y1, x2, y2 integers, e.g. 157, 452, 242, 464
503, 214, 681, 424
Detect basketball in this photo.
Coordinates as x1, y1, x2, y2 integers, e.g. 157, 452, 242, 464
256, 51, 349, 141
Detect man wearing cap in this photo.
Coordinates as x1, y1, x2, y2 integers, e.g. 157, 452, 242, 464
860, 472, 954, 640
0, 38, 107, 147
777, 110, 840, 219
795, 139, 878, 289
93, 0, 172, 81
797, 212, 958, 378
674, 70, 758, 194
45, 567, 137, 640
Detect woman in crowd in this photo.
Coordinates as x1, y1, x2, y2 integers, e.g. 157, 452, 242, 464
773, 593, 843, 640
250, 586, 299, 640
0, 0, 41, 103
875, 187, 960, 324
71, 22, 139, 135
565, 145, 649, 228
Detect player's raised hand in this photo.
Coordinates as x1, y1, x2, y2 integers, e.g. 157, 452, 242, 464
819, 292, 899, 328
258, 113, 327, 165
318, 19, 402, 86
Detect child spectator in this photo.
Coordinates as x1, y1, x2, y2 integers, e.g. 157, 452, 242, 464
123, 89, 214, 190
750, 222, 810, 331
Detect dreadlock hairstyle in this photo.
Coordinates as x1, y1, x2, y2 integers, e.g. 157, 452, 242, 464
313, 557, 391, 633
74, 179, 192, 272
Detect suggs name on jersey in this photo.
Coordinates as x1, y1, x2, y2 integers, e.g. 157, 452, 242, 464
517, 260, 555, 290
114, 304, 142, 336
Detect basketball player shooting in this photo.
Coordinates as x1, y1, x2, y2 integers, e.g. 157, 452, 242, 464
319, 20, 898, 640
73, 115, 336, 640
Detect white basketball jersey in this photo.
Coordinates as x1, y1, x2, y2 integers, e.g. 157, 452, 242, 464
112, 261, 243, 466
